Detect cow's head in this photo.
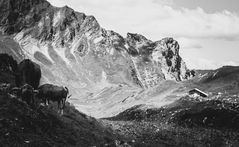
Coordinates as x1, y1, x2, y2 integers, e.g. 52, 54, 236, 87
21, 84, 34, 92
9, 87, 21, 95
64, 86, 71, 99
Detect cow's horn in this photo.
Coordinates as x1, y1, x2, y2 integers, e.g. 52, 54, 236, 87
65, 86, 69, 94
68, 95, 72, 99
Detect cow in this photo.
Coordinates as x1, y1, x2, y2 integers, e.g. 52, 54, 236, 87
15, 59, 41, 90
0, 83, 11, 95
9, 84, 38, 107
20, 84, 36, 106
8, 87, 21, 99
37, 84, 71, 115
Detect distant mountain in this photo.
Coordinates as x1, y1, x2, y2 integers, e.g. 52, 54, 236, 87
199, 66, 239, 83
193, 66, 239, 94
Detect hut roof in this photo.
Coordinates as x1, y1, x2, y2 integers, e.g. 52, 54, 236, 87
189, 88, 208, 97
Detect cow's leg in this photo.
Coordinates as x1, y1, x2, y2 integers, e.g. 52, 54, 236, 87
62, 98, 66, 109
31, 93, 35, 108
31, 97, 34, 108
42, 97, 47, 106
60, 109, 63, 115
61, 98, 67, 116
60, 99, 64, 109
58, 99, 65, 116
57, 100, 61, 114
46, 98, 50, 106
26, 93, 31, 106
58, 100, 60, 109
32, 97, 34, 107
61, 99, 65, 115
39, 97, 46, 106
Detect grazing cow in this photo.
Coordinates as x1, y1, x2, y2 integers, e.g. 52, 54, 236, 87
37, 84, 71, 115
0, 83, 11, 95
20, 84, 35, 106
8, 87, 21, 99
15, 59, 41, 89
10, 84, 37, 106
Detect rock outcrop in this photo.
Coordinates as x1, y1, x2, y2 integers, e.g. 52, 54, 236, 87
126, 33, 192, 88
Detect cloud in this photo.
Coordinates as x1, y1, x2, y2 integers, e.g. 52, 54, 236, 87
152, 0, 174, 6
177, 38, 203, 49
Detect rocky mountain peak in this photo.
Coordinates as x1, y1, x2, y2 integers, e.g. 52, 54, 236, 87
0, 0, 194, 96
157, 37, 180, 54
127, 33, 151, 43
124, 33, 193, 87
0, 0, 49, 12
126, 33, 155, 57
0, 0, 51, 34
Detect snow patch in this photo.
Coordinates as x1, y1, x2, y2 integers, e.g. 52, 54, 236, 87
85, 32, 91, 38
38, 21, 44, 33
71, 37, 83, 54
124, 44, 129, 49
152, 51, 163, 62
53, 11, 63, 27
198, 73, 208, 80
212, 71, 218, 78
94, 71, 113, 90
54, 47, 70, 64
109, 48, 114, 55
161, 68, 175, 80
14, 32, 24, 41
94, 36, 104, 44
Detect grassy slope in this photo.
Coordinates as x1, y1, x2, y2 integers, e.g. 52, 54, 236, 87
0, 93, 124, 147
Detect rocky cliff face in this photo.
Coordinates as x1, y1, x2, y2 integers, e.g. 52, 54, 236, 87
126, 33, 193, 88
0, 0, 193, 116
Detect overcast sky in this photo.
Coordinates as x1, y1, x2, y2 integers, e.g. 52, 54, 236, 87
48, 0, 239, 69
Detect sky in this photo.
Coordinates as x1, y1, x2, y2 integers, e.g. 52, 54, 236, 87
48, 0, 239, 69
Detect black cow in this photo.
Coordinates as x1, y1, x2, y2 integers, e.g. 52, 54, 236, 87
0, 83, 11, 95
15, 59, 41, 89
20, 84, 36, 106
37, 84, 71, 114
9, 84, 37, 106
